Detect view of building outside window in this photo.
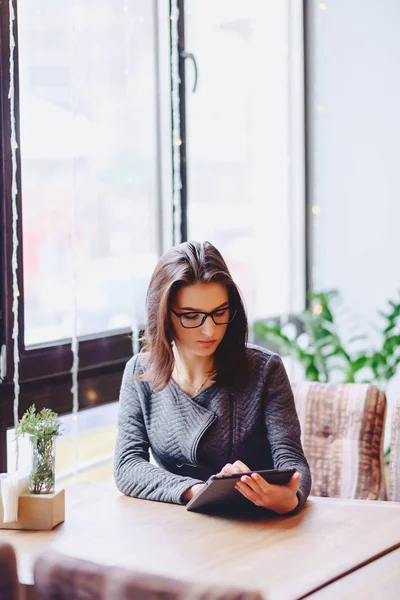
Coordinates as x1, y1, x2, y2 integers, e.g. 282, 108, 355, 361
185, 0, 293, 324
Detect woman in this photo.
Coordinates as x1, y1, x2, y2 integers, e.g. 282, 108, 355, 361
114, 241, 311, 515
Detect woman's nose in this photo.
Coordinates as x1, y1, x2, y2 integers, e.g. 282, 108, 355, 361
201, 315, 216, 336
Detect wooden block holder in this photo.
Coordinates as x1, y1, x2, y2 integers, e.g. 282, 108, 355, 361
0, 489, 65, 530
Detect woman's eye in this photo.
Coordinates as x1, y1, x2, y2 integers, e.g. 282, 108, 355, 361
184, 313, 200, 320
215, 309, 228, 317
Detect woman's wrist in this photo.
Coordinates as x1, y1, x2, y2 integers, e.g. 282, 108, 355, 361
271, 493, 299, 515
181, 483, 205, 502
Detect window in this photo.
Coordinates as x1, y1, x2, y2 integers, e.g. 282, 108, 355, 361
0, 0, 172, 472
17, 0, 163, 347
7, 402, 118, 484
175, 0, 306, 326
0, 0, 306, 473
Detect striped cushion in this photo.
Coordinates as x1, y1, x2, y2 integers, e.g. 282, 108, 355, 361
389, 397, 400, 502
34, 551, 263, 600
292, 382, 386, 500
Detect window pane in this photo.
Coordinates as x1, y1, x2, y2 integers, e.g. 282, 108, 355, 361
55, 404, 118, 486
17, 0, 163, 346
185, 1, 296, 322
7, 403, 118, 484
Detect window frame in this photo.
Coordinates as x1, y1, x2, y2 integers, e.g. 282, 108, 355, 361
0, 0, 165, 385
0, 0, 172, 471
0, 0, 309, 472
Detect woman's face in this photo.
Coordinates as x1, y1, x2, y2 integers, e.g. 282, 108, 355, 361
170, 282, 230, 357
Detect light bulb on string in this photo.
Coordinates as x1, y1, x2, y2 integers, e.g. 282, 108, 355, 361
9, 0, 21, 471
313, 304, 323, 316
170, 0, 182, 245
70, 0, 79, 481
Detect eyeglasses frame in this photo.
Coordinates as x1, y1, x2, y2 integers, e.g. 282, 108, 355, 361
170, 306, 237, 329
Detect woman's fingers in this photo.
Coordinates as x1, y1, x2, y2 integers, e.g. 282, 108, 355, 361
215, 462, 233, 477
236, 472, 302, 514
287, 472, 302, 492
216, 460, 251, 477
232, 460, 251, 473
235, 481, 260, 504
242, 472, 301, 494
239, 473, 267, 494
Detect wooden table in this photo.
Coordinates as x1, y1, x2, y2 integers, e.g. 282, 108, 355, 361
1, 482, 400, 600
306, 548, 400, 599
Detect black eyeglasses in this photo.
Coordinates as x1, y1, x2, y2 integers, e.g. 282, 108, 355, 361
170, 306, 237, 329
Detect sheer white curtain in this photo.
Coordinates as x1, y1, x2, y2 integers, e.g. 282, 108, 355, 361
17, 0, 164, 348
7, 0, 172, 477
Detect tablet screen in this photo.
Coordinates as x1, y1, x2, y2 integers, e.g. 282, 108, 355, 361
185, 468, 296, 513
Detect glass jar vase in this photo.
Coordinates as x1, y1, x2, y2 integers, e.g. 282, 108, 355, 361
30, 435, 56, 494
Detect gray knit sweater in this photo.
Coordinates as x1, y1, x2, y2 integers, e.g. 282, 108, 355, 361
114, 345, 311, 512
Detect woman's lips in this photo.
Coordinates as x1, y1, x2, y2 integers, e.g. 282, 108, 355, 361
198, 340, 216, 346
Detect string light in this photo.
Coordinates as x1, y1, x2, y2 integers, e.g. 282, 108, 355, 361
9, 0, 20, 471
171, 0, 182, 245
86, 389, 98, 403
122, 0, 140, 353
313, 304, 323, 315
70, 0, 79, 480
312, 0, 326, 294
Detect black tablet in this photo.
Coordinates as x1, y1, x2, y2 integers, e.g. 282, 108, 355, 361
185, 468, 296, 513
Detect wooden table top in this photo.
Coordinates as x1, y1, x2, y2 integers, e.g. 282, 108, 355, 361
305, 547, 400, 600
1, 482, 400, 600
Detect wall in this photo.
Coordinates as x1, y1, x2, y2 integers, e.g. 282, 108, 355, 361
309, 0, 400, 446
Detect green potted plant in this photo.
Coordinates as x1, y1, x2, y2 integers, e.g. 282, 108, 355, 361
15, 405, 61, 494
253, 289, 400, 386
253, 289, 400, 463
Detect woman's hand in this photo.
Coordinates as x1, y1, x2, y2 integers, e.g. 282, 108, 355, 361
181, 483, 206, 502
216, 460, 301, 514
235, 471, 301, 515
182, 460, 249, 503
215, 460, 251, 477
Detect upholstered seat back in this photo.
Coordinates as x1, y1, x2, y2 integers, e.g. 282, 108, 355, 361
0, 543, 20, 600
389, 397, 400, 502
34, 551, 263, 600
292, 382, 386, 500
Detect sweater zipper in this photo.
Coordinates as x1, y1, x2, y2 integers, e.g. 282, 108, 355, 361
192, 413, 216, 463
229, 391, 235, 461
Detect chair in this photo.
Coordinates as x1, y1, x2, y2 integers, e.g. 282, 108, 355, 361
0, 543, 20, 600
292, 382, 387, 500
389, 396, 400, 502
34, 551, 263, 600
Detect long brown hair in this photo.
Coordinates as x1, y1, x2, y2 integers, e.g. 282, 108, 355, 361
138, 241, 249, 392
